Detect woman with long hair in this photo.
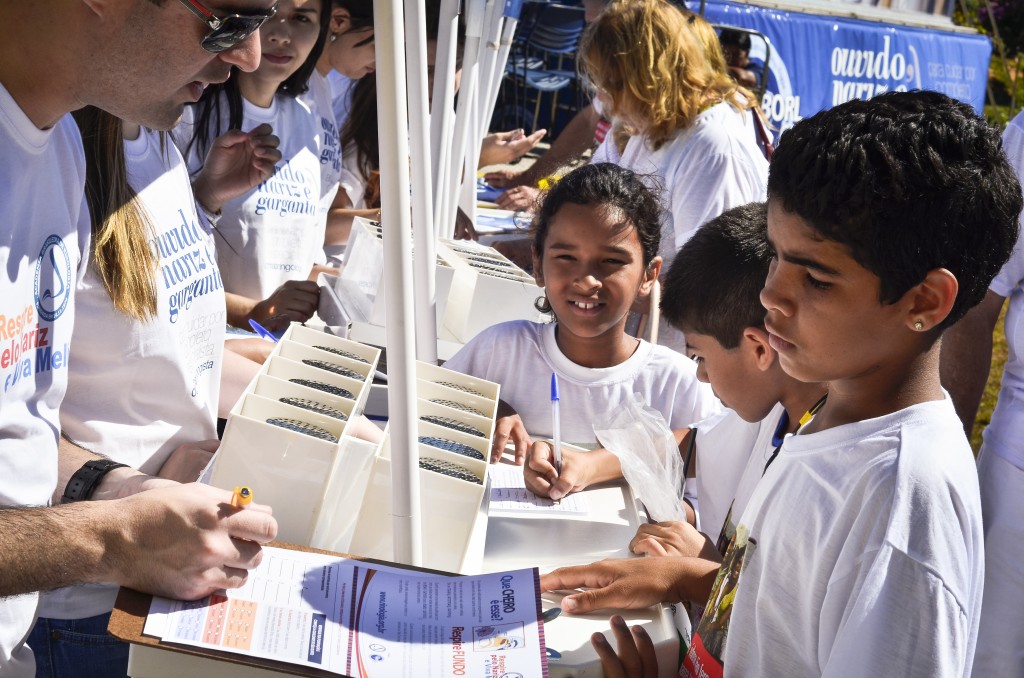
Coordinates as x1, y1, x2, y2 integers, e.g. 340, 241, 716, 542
175, 0, 334, 334
28, 105, 276, 678
581, 0, 768, 349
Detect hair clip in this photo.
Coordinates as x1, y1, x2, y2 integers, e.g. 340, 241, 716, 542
421, 415, 486, 438
419, 436, 486, 461
289, 378, 355, 400
266, 417, 338, 442
429, 399, 486, 417
279, 397, 348, 421
313, 346, 370, 363
434, 381, 485, 397
419, 457, 482, 484
301, 359, 363, 381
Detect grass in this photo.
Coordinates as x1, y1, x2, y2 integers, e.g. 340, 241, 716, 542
969, 303, 1009, 453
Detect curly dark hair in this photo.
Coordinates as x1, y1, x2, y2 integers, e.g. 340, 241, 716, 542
529, 163, 662, 312
661, 202, 769, 348
767, 90, 1022, 329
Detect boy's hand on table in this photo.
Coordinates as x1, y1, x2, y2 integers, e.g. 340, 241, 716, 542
630, 521, 719, 560
524, 441, 590, 500
541, 556, 721, 613
592, 615, 659, 678
492, 400, 531, 464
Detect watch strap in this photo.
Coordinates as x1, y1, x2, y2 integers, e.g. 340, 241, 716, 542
61, 459, 129, 503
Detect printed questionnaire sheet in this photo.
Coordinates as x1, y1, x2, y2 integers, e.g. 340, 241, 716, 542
489, 464, 589, 515
142, 547, 547, 677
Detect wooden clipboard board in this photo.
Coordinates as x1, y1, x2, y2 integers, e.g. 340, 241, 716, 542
108, 541, 452, 677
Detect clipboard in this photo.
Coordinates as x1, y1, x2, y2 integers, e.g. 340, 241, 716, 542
108, 541, 452, 678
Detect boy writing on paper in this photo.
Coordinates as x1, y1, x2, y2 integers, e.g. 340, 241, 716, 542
541, 90, 1021, 678
525, 202, 826, 551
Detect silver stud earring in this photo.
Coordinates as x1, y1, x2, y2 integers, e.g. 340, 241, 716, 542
914, 320, 924, 331
330, 32, 338, 42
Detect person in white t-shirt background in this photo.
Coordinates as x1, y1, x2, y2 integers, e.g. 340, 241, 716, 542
175, 0, 335, 338
309, 0, 375, 264
0, 2, 281, 675
28, 104, 281, 678
578, 0, 768, 352
941, 108, 1024, 677
444, 163, 719, 465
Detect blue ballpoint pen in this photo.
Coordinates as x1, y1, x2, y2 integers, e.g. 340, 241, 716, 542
248, 318, 280, 343
550, 372, 562, 476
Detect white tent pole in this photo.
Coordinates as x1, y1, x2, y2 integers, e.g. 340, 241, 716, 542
430, 0, 461, 236
374, 0, 421, 567
457, 0, 501, 224
406, 0, 438, 364
458, 91, 481, 223
442, 0, 485, 239
475, 0, 502, 141
483, 12, 519, 132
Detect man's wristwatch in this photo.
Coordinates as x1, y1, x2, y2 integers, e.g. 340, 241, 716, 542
61, 459, 129, 503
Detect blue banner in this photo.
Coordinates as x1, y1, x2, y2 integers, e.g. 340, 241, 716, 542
702, 1, 992, 136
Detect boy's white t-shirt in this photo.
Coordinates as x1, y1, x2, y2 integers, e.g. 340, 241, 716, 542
694, 403, 785, 542
174, 94, 329, 301
0, 84, 88, 677
984, 114, 1024, 469
690, 396, 984, 678
38, 129, 225, 621
442, 320, 719, 446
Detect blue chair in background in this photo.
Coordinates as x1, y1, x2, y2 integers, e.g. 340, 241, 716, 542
505, 3, 586, 132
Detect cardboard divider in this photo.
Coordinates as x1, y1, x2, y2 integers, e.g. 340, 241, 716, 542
435, 239, 547, 343
347, 362, 499, 574
250, 375, 356, 421
417, 397, 494, 440
416, 361, 500, 401
209, 324, 382, 552
417, 380, 498, 420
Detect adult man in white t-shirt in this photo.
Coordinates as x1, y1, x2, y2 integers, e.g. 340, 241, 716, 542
0, 1, 279, 674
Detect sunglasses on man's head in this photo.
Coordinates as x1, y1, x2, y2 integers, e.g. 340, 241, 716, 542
177, 0, 279, 53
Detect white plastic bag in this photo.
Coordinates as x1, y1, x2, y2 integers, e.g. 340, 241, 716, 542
593, 393, 687, 523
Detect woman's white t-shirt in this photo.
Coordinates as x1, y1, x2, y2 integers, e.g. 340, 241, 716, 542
174, 93, 330, 301
616, 102, 768, 350
39, 129, 225, 621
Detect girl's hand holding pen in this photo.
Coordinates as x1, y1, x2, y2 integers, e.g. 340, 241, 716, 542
524, 441, 590, 501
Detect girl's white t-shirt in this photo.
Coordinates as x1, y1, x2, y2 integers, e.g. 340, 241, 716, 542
40, 128, 226, 621
0, 83, 88, 677
443, 320, 719, 447
174, 93, 329, 301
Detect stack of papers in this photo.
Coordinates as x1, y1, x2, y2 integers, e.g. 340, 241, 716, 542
144, 547, 547, 677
